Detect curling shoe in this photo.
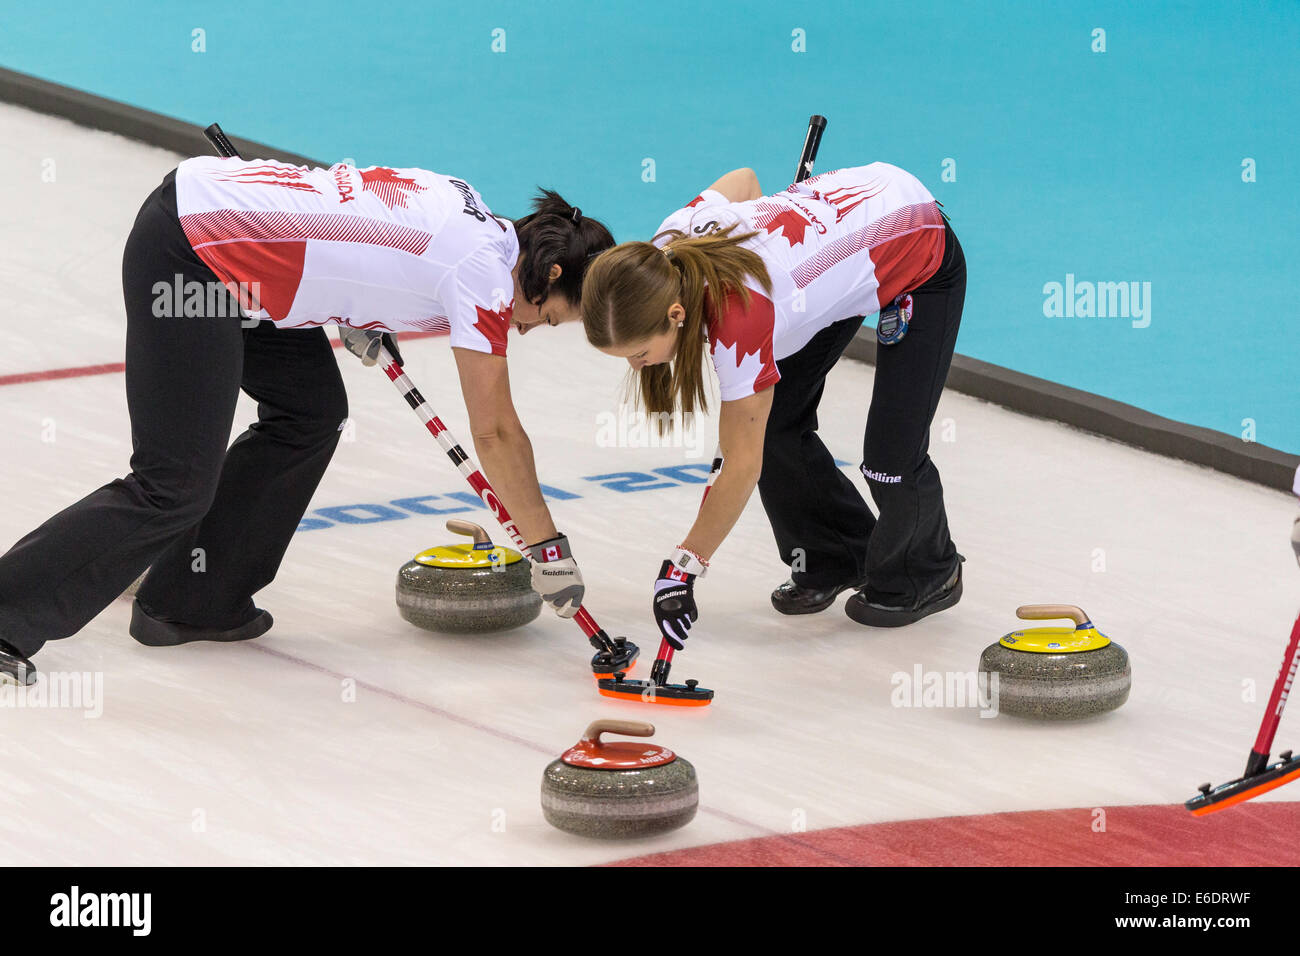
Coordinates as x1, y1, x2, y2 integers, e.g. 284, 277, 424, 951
771, 575, 868, 615
130, 599, 273, 647
845, 561, 963, 628
0, 639, 37, 686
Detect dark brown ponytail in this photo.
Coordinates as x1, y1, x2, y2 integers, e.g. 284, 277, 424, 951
513, 189, 615, 306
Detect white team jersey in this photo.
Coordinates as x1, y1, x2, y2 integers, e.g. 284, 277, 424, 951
174, 157, 517, 355
653, 163, 946, 400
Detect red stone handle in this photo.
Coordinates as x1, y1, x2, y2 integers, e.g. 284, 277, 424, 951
582, 720, 654, 743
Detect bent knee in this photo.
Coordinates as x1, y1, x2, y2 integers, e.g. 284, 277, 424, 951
127, 470, 220, 524
304, 383, 349, 441
260, 379, 349, 447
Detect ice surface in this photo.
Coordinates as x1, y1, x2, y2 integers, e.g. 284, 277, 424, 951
1, 103, 1296, 865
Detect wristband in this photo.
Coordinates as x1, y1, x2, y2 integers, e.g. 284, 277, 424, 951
668, 545, 708, 578
529, 534, 572, 563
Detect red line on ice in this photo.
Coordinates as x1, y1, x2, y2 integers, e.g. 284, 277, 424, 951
0, 330, 448, 388
0, 362, 127, 386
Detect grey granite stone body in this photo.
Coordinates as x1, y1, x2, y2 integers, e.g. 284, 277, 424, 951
540, 758, 698, 839
979, 642, 1131, 719
396, 559, 541, 633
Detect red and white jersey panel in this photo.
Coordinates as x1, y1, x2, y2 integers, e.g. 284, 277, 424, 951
175, 157, 517, 355
654, 164, 945, 400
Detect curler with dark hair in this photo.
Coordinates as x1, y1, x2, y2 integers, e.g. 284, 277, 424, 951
513, 189, 614, 307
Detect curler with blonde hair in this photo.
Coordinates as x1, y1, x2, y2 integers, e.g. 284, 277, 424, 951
581, 226, 772, 420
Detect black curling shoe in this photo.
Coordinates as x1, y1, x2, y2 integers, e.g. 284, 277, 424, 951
0, 639, 37, 686
845, 562, 963, 628
130, 600, 273, 647
771, 575, 868, 615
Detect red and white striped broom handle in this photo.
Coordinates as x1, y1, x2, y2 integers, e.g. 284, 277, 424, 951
377, 347, 606, 643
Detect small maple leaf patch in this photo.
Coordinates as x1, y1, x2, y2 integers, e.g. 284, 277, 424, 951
762, 208, 812, 247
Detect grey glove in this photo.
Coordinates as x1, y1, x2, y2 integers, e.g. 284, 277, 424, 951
528, 534, 584, 619
1291, 515, 1299, 570
339, 328, 403, 367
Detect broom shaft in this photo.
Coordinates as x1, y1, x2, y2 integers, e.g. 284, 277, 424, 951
653, 116, 832, 684
377, 349, 609, 644
1248, 610, 1300, 772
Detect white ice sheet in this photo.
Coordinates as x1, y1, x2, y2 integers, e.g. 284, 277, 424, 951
1, 103, 1296, 865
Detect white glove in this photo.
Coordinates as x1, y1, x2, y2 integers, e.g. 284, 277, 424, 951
528, 534, 584, 618
339, 328, 402, 367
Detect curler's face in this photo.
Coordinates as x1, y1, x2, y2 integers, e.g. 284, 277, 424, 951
510, 262, 575, 334
598, 304, 684, 368
514, 295, 580, 335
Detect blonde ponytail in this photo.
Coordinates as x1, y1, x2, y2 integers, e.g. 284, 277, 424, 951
582, 226, 771, 421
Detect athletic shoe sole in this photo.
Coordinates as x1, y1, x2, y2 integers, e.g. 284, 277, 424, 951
0, 650, 37, 686
771, 577, 868, 616
130, 600, 273, 647
844, 570, 963, 628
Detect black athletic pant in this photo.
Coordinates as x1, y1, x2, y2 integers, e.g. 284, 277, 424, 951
0, 171, 347, 657
756, 219, 965, 608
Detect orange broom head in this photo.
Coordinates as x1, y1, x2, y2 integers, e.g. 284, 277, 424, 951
597, 677, 714, 707
1186, 753, 1300, 816
597, 687, 713, 707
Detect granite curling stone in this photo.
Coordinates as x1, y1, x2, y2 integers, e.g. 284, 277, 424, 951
541, 720, 698, 839
396, 519, 541, 633
979, 604, 1130, 720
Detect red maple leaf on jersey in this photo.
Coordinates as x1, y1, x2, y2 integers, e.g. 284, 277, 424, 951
706, 289, 780, 393
762, 208, 812, 247
472, 303, 512, 356
360, 167, 428, 210
686, 194, 707, 208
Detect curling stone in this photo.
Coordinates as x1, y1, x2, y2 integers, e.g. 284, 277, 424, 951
541, 720, 698, 839
979, 605, 1130, 720
396, 520, 541, 633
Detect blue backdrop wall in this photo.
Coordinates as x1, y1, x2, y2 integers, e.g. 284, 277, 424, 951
2, 0, 1296, 452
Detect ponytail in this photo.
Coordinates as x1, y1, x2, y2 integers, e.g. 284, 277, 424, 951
582, 226, 770, 422
513, 189, 614, 306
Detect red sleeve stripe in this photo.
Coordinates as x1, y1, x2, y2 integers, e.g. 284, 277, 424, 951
406, 315, 451, 333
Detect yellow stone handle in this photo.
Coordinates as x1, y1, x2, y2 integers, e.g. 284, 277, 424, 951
445, 519, 492, 547
1016, 604, 1090, 627
582, 719, 655, 743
